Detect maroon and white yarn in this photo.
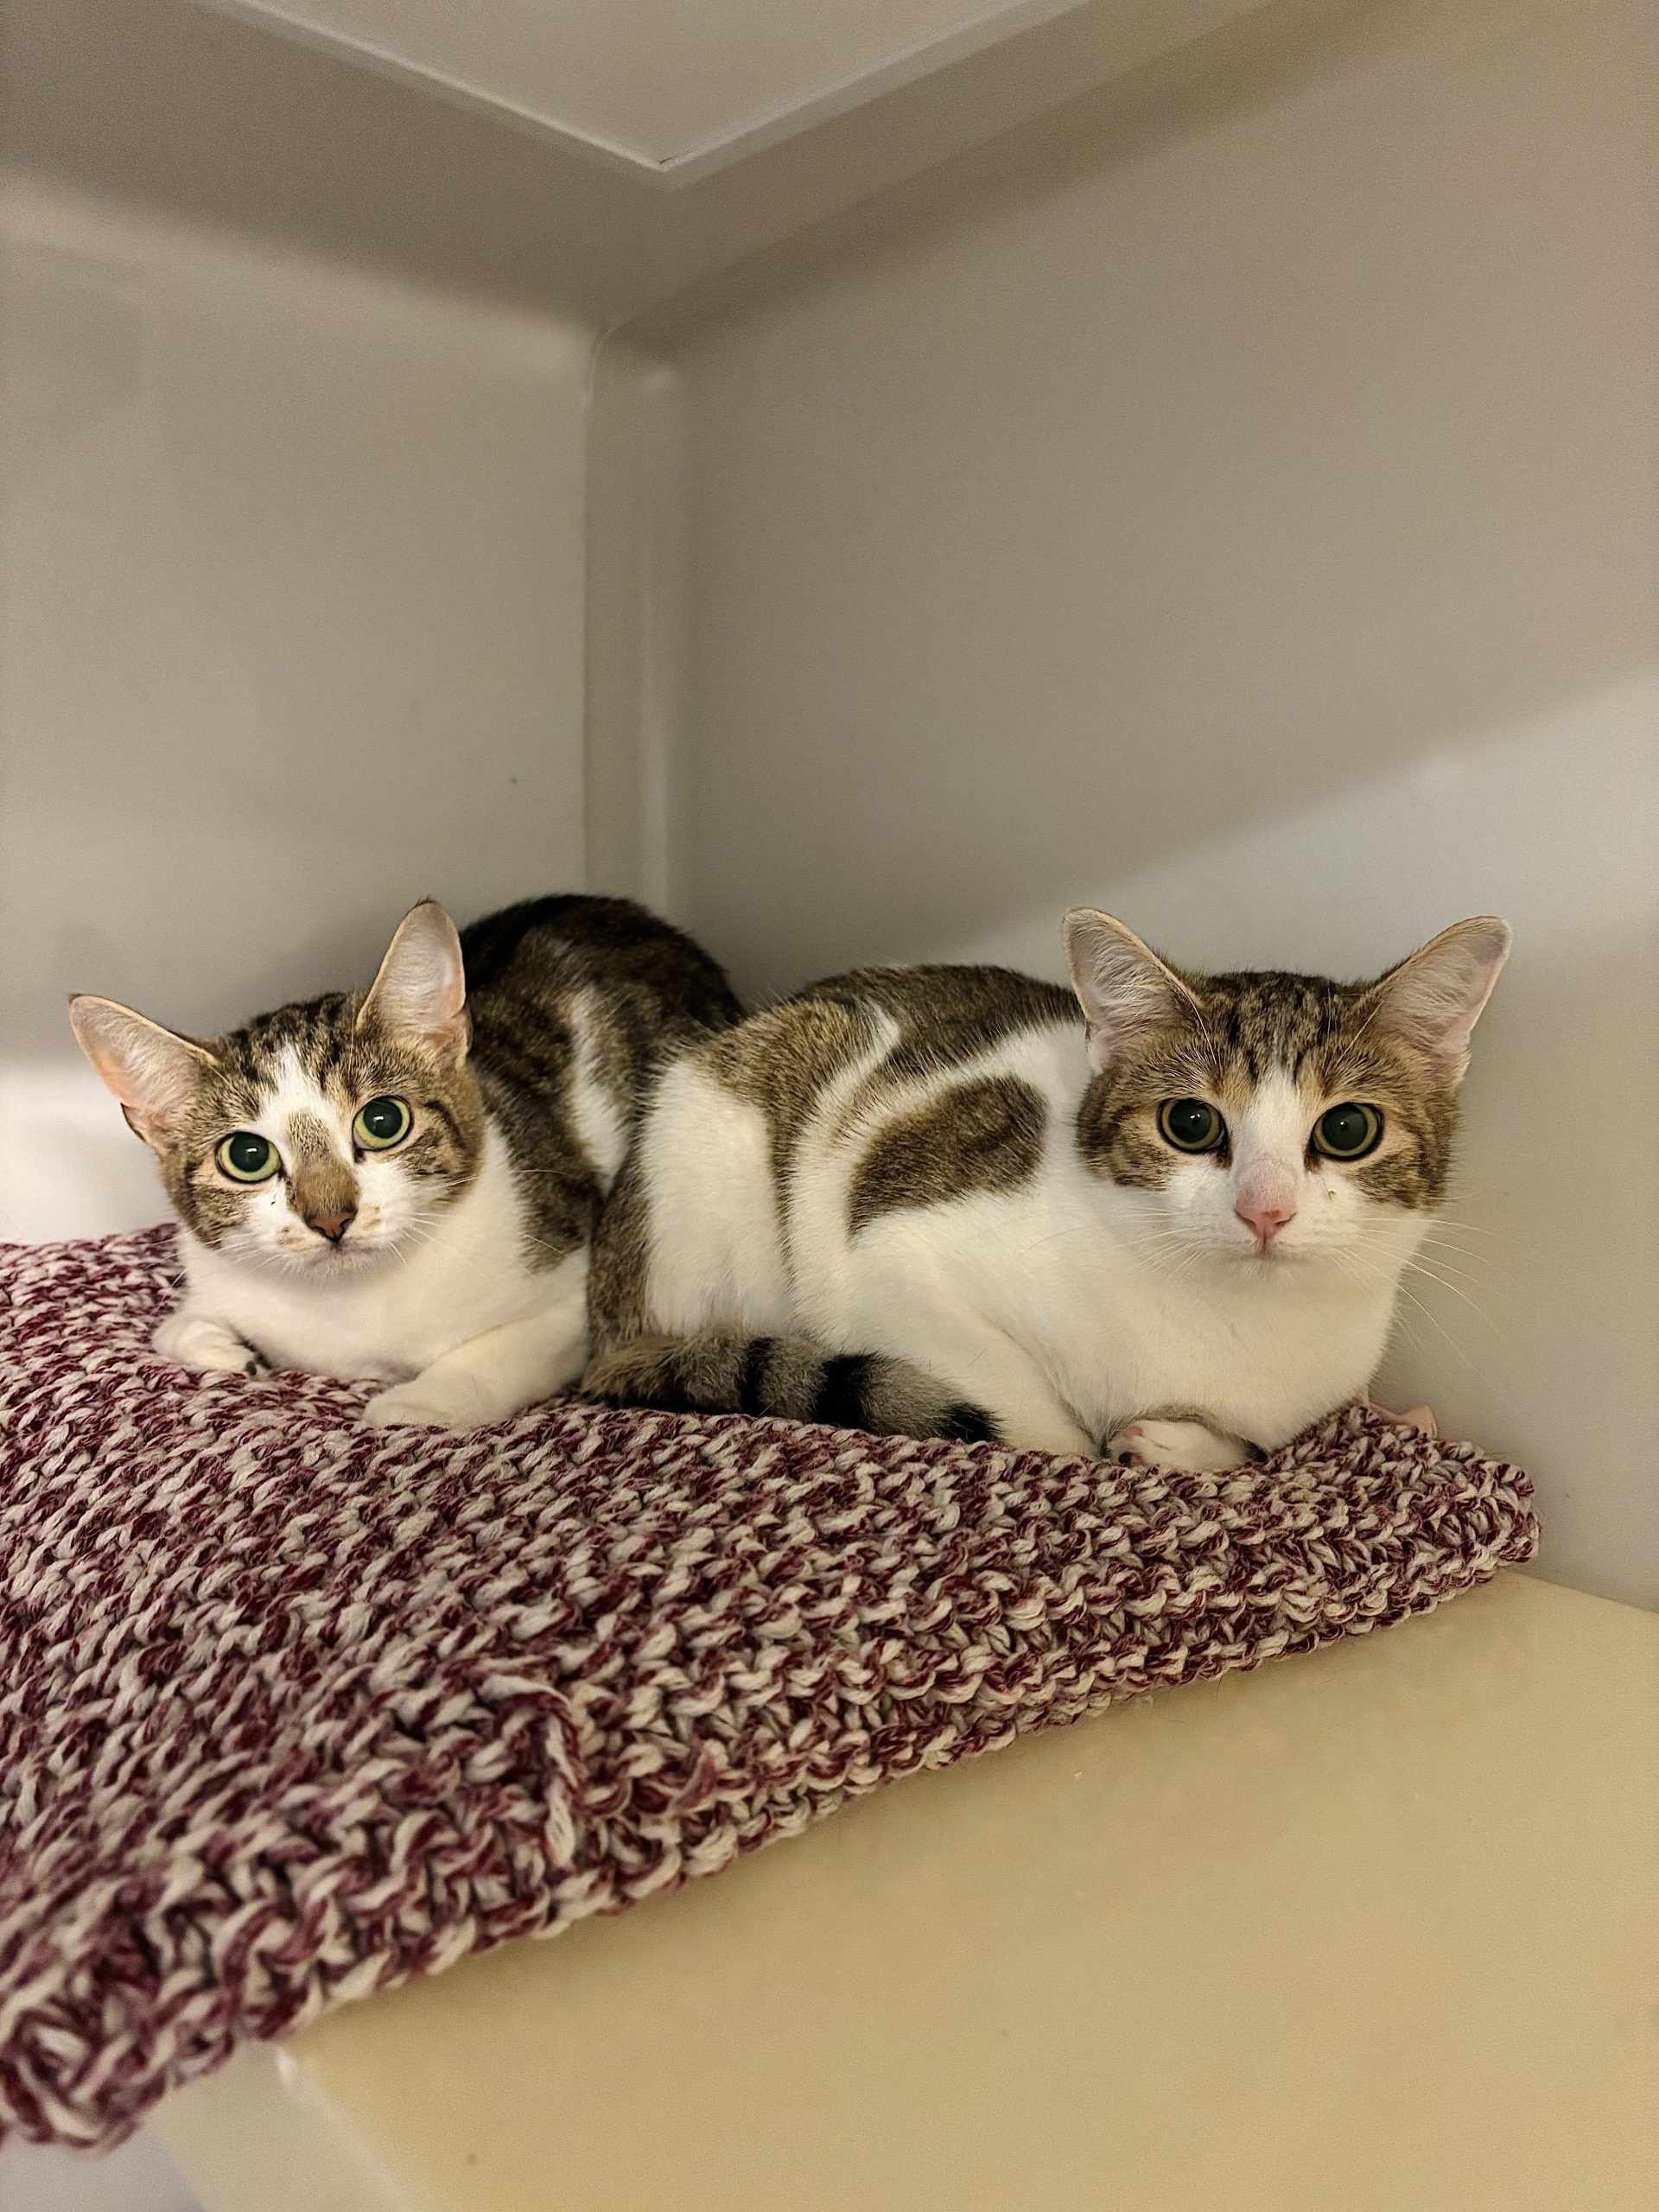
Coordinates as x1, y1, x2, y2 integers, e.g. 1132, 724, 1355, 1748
0, 1229, 1536, 2149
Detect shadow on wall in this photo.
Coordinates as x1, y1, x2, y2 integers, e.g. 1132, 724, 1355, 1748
0, 175, 588, 1064
677, 0, 1653, 995
906, 677, 1656, 985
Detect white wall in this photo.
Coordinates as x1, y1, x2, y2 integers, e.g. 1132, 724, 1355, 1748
0, 175, 592, 1241
670, 0, 1659, 1603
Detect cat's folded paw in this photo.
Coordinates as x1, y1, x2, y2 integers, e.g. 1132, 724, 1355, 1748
1108, 1418, 1253, 1473
153, 1310, 264, 1377
363, 1376, 494, 1433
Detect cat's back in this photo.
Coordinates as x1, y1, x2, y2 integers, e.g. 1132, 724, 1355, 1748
461, 896, 740, 1048
461, 897, 741, 1249
789, 963, 1077, 1069
697, 960, 1077, 1101
461, 895, 738, 1104
664, 959, 1081, 1182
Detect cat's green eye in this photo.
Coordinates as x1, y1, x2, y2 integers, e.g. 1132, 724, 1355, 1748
353, 1095, 411, 1150
1313, 1103, 1383, 1160
217, 1131, 278, 1184
1157, 1098, 1227, 1154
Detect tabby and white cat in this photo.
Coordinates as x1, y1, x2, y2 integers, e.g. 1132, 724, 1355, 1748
584, 911, 1510, 1470
70, 896, 739, 1428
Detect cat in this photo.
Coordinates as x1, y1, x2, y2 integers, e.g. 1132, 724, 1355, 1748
582, 910, 1510, 1471
69, 895, 741, 1430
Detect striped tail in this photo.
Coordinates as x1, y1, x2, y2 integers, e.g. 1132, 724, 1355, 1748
582, 1332, 998, 1445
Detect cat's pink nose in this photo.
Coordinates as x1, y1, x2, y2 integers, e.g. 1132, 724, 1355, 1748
307, 1207, 356, 1244
1235, 1198, 1294, 1248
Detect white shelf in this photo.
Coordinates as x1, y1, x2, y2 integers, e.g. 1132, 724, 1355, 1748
156, 1577, 1659, 2212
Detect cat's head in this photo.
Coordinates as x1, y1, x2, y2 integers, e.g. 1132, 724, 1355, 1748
70, 901, 486, 1272
1063, 909, 1510, 1276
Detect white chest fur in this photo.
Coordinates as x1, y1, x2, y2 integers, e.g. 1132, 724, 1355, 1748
181, 1130, 573, 1382
1008, 1183, 1396, 1446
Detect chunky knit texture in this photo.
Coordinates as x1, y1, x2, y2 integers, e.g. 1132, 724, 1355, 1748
0, 1229, 1536, 2151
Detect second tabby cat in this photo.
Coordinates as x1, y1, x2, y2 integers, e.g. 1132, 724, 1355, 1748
71, 894, 740, 1429
584, 911, 1509, 1469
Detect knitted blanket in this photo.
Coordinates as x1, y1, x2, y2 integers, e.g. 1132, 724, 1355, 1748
0, 1229, 1536, 2151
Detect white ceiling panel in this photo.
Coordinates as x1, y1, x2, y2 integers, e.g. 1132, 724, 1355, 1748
214, 0, 1093, 174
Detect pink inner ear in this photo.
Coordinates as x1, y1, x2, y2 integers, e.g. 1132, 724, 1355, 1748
69, 998, 216, 1140
1376, 918, 1510, 1058
1062, 912, 1192, 1071
360, 904, 467, 1048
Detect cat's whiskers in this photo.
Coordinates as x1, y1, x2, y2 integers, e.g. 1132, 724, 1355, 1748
1342, 1243, 1477, 1376
1116, 1228, 1211, 1281
1330, 1248, 1448, 1389
1428, 1201, 1534, 1251
386, 1215, 501, 1293
1405, 1240, 1490, 1288
1427, 1227, 1522, 1255
1402, 1256, 1507, 1350
382, 1231, 421, 1279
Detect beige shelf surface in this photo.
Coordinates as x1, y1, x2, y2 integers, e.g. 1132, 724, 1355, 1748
157, 1572, 1659, 2212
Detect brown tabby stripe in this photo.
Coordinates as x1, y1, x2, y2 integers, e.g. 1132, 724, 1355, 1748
0, 1229, 1535, 2151
702, 966, 1077, 1185
848, 1076, 1047, 1232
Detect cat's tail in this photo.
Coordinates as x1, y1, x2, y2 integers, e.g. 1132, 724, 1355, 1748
582, 1332, 999, 1445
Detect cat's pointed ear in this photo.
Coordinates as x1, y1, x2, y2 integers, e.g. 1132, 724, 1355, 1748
1063, 910, 1198, 1072
67, 996, 219, 1147
358, 899, 468, 1065
1369, 916, 1511, 1070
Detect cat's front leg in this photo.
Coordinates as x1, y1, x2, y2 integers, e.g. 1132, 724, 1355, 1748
364, 1302, 588, 1432
1107, 1418, 1253, 1473
154, 1306, 265, 1377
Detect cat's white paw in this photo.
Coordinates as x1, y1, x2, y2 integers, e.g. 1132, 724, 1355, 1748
1108, 1418, 1253, 1473
363, 1375, 495, 1433
153, 1309, 264, 1376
